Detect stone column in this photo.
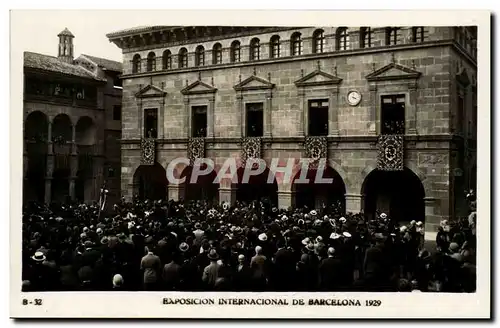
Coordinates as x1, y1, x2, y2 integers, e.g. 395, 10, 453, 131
237, 94, 244, 137
278, 191, 295, 210
328, 86, 340, 136
159, 99, 165, 139
424, 197, 438, 241
297, 89, 305, 137
345, 193, 364, 213
264, 91, 272, 138
184, 98, 191, 138
137, 98, 143, 139
407, 81, 418, 135
168, 184, 186, 201
207, 97, 215, 138
219, 187, 237, 205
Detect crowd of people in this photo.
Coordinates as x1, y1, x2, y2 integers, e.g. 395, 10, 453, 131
22, 194, 477, 293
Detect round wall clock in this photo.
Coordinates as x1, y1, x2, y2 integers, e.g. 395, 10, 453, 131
347, 90, 362, 106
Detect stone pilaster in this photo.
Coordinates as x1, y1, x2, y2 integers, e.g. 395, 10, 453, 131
219, 187, 237, 205
277, 191, 295, 210
345, 193, 364, 214
168, 184, 185, 202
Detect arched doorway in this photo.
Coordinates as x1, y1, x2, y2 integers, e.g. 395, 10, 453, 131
236, 166, 278, 206
133, 162, 167, 201
361, 167, 425, 223
293, 165, 346, 212
51, 114, 73, 203
24, 111, 49, 202
181, 164, 219, 203
75, 117, 96, 202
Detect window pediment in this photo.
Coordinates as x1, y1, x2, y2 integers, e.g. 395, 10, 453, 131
234, 75, 275, 91
135, 84, 167, 98
181, 80, 218, 95
294, 69, 342, 87
365, 62, 422, 82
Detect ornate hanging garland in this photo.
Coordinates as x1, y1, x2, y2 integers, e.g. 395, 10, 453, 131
241, 137, 262, 167
304, 136, 328, 168
141, 138, 156, 165
377, 134, 404, 171
188, 137, 206, 166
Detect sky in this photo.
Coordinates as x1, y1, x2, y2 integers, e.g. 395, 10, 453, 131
11, 10, 172, 62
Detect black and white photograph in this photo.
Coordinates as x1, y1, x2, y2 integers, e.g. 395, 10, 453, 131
9, 9, 491, 319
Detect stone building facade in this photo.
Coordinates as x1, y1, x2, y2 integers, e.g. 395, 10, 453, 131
23, 28, 123, 205
108, 26, 477, 232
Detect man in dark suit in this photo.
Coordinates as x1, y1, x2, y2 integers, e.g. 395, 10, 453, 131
318, 247, 344, 291
272, 239, 295, 291
140, 246, 162, 290
233, 254, 252, 291
361, 233, 392, 291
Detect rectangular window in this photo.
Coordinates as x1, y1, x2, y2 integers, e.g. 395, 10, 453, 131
144, 108, 158, 138
381, 95, 405, 135
386, 28, 400, 45
362, 28, 372, 48
308, 99, 329, 136
246, 103, 264, 137
192, 106, 207, 137
113, 76, 122, 88
113, 105, 121, 121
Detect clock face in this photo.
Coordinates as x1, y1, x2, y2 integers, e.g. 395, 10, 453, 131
347, 91, 362, 106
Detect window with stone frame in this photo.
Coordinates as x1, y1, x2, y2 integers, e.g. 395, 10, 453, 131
412, 26, 426, 43
246, 103, 264, 137
179, 48, 188, 68
308, 99, 329, 136
360, 27, 372, 48
250, 38, 260, 61
144, 108, 158, 138
192, 106, 207, 137
313, 29, 325, 53
146, 52, 156, 72
291, 32, 303, 56
270, 35, 281, 58
212, 43, 222, 64
231, 40, 241, 63
195, 46, 205, 67
132, 54, 141, 73
381, 95, 405, 135
385, 27, 401, 46
113, 105, 121, 121
162, 50, 172, 70
336, 27, 349, 50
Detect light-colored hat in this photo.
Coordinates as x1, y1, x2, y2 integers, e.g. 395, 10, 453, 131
449, 242, 460, 253
410, 220, 416, 226
127, 221, 135, 230
416, 221, 423, 226
55, 216, 63, 222
83, 227, 89, 233
380, 213, 387, 219
327, 247, 335, 255
400, 226, 408, 233
301, 237, 311, 245
310, 210, 317, 216
330, 232, 342, 240
305, 242, 315, 251
339, 217, 347, 223
31, 251, 46, 262
238, 254, 245, 261
315, 236, 323, 243
96, 228, 103, 235
258, 233, 268, 242
323, 215, 329, 220
112, 274, 124, 287
179, 242, 190, 252
80, 233, 87, 239
281, 215, 288, 221
440, 220, 449, 227
343, 232, 352, 238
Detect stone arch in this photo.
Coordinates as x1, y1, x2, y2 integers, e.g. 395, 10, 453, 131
24, 111, 49, 202
292, 162, 347, 213
235, 165, 278, 206
132, 162, 168, 201
179, 163, 219, 203
361, 166, 426, 223
51, 113, 73, 143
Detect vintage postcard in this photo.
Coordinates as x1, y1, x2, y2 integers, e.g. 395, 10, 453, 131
10, 9, 491, 319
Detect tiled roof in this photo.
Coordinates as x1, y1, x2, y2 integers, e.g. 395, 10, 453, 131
106, 26, 176, 38
80, 54, 123, 72
23, 51, 106, 81
58, 27, 74, 37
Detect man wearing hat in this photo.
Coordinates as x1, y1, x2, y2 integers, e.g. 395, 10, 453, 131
140, 246, 162, 291
202, 249, 222, 290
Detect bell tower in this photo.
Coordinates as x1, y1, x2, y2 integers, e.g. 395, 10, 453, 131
57, 27, 75, 64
